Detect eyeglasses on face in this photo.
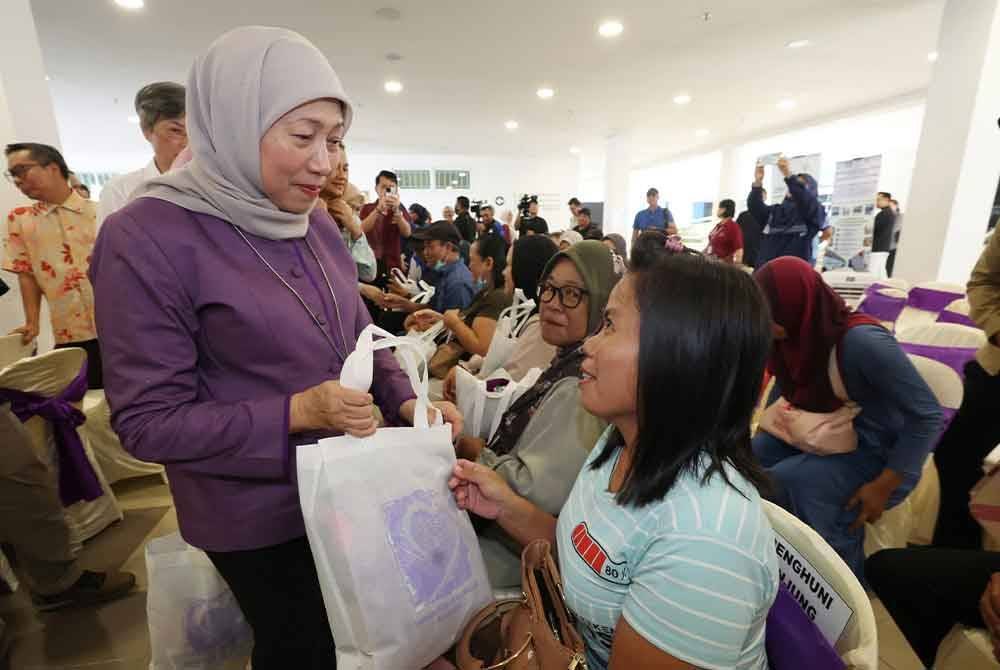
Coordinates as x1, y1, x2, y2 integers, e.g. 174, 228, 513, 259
539, 281, 589, 309
3, 162, 41, 183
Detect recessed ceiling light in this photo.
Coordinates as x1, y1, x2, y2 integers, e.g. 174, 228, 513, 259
598, 20, 624, 38
128, 115, 140, 124
384, 80, 403, 94
927, 51, 939, 62
505, 120, 519, 130
695, 128, 710, 137
673, 93, 692, 105
777, 98, 797, 110
536, 87, 555, 100
569, 146, 581, 154
114, 0, 144, 8
786, 39, 810, 49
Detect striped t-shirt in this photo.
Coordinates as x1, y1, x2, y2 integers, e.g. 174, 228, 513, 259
556, 430, 779, 670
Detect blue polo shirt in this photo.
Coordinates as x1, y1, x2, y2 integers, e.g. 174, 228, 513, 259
633, 206, 675, 232
427, 259, 476, 313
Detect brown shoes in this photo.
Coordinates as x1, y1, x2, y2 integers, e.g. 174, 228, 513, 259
33, 570, 136, 612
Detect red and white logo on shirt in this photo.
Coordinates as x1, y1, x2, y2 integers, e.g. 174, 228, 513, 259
571, 522, 631, 585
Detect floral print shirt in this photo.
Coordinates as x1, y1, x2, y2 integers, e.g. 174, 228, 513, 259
3, 191, 98, 344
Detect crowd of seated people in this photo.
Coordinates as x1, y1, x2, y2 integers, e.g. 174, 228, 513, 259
5, 22, 1000, 670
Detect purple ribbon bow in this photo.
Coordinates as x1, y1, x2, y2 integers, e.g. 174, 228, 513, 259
907, 286, 964, 313
0, 363, 102, 506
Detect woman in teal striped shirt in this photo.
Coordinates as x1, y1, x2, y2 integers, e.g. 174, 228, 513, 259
450, 253, 780, 669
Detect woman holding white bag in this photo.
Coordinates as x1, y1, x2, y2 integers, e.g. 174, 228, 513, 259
90, 27, 460, 669
453, 241, 616, 587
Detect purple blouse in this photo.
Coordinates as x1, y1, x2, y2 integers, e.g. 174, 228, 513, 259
89, 198, 415, 552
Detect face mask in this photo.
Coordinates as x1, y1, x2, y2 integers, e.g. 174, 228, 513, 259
434, 260, 447, 272
475, 278, 487, 292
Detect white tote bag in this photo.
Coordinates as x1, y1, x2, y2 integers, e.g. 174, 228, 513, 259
480, 290, 536, 378
145, 533, 253, 670
298, 325, 492, 670
454, 366, 543, 442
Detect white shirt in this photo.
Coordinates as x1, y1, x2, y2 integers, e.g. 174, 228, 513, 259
97, 159, 162, 225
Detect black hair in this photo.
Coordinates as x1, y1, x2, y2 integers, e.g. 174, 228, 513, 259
408, 203, 431, 227
456, 196, 470, 211
4, 143, 69, 178
630, 230, 698, 267
375, 170, 398, 187
134, 82, 186, 133
877, 191, 892, 200
602, 233, 628, 260
578, 207, 592, 218
512, 234, 559, 302
78, 184, 91, 197
568, 197, 581, 206
646, 187, 659, 197
473, 230, 507, 289
591, 253, 773, 506
719, 199, 736, 218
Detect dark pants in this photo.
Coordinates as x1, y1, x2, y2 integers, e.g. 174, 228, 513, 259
54, 339, 102, 389
207, 536, 336, 670
866, 547, 999, 667
886, 249, 897, 276
933, 360, 1000, 549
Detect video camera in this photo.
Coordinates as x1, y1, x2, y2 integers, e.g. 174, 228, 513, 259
470, 199, 488, 219
517, 194, 539, 217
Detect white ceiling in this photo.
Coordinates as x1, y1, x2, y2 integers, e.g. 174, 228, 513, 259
31, 0, 945, 171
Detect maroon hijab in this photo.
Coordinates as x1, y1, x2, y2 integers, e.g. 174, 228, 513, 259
755, 257, 881, 412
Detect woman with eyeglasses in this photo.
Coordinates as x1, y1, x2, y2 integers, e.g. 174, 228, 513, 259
455, 240, 617, 587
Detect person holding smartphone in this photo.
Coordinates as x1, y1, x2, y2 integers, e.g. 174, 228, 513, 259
360, 170, 411, 277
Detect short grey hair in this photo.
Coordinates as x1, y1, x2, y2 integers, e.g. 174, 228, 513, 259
134, 82, 186, 133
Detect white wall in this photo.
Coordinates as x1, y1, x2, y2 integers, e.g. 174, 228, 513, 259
346, 151, 579, 230
628, 152, 724, 230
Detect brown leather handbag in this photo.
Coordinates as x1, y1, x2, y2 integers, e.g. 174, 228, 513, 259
455, 540, 588, 670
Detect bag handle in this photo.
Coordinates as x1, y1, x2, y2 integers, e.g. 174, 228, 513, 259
341, 324, 441, 429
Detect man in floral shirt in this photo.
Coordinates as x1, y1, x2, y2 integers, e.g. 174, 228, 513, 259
3, 143, 102, 388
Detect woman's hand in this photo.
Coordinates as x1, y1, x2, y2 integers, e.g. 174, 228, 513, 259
754, 163, 765, 187
328, 199, 356, 232
846, 469, 903, 531
289, 381, 376, 437
442, 309, 462, 331
448, 459, 516, 520
442, 366, 459, 402
456, 436, 485, 461
410, 309, 443, 331
777, 156, 791, 178
399, 399, 464, 440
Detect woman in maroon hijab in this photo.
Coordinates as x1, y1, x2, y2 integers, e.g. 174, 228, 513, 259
753, 256, 942, 584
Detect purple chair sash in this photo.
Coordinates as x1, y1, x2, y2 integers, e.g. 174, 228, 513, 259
766, 584, 845, 670
907, 286, 964, 313
937, 310, 977, 328
0, 363, 102, 506
859, 291, 906, 324
898, 342, 978, 380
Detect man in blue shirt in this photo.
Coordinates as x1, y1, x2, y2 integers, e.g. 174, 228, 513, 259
382, 220, 475, 315
632, 188, 676, 245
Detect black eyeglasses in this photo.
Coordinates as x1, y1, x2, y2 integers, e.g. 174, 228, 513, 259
539, 281, 589, 309
3, 163, 41, 183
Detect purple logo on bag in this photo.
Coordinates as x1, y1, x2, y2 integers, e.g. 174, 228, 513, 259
384, 489, 473, 611
184, 590, 252, 654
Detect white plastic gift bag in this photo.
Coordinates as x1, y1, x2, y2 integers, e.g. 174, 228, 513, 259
480, 289, 536, 378
145, 533, 253, 670
298, 325, 492, 670
454, 366, 543, 442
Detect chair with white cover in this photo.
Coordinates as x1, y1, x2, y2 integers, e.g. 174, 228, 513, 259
0, 333, 34, 370
878, 278, 911, 292
897, 322, 987, 350
79, 390, 165, 485
935, 626, 1000, 669
763, 500, 878, 670
895, 282, 966, 333
0, 348, 122, 552
937, 298, 977, 329
857, 287, 908, 331
864, 354, 964, 554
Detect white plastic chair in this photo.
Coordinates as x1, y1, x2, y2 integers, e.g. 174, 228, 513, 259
763, 500, 878, 670
935, 626, 1000, 669
0, 348, 122, 550
79, 390, 165, 485
0, 333, 34, 370
865, 355, 964, 553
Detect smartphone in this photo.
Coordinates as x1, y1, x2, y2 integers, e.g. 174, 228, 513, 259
759, 153, 782, 166
385, 184, 397, 197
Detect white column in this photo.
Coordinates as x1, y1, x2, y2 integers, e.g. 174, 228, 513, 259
603, 134, 631, 239
718, 144, 751, 213
0, 0, 62, 350
894, 0, 1000, 283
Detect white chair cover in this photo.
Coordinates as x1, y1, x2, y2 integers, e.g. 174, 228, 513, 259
856, 287, 908, 331
79, 389, 165, 485
895, 282, 966, 333
935, 625, 1000, 669
0, 349, 122, 550
0, 333, 34, 370
896, 322, 987, 349
762, 500, 878, 670
878, 278, 911, 292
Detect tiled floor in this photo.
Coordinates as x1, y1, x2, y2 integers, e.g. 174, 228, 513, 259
0, 474, 984, 669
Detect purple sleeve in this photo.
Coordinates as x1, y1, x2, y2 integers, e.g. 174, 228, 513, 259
90, 213, 291, 480
351, 293, 416, 426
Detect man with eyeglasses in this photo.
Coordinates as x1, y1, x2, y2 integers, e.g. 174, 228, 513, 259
3, 143, 103, 388
98, 82, 187, 224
